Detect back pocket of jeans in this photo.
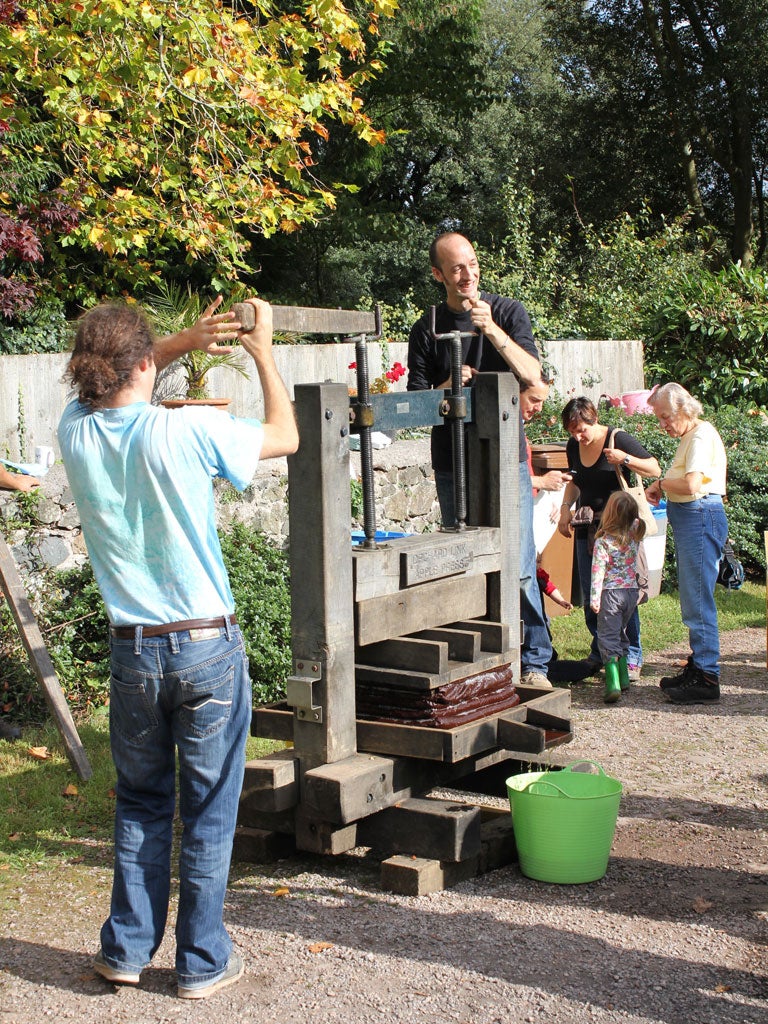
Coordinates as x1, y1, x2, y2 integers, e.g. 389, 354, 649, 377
178, 662, 236, 738
110, 675, 159, 746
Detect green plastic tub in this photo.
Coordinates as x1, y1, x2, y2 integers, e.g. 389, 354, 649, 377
506, 761, 622, 883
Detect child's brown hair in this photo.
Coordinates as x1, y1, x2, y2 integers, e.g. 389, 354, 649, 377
596, 490, 646, 545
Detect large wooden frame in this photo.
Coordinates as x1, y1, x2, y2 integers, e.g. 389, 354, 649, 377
236, 306, 572, 893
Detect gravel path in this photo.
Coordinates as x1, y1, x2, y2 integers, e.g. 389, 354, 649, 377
1, 629, 766, 1024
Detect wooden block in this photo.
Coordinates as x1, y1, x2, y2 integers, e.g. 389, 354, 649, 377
294, 812, 358, 855
380, 812, 518, 894
302, 753, 403, 824
355, 648, 508, 690
478, 809, 517, 873
496, 716, 546, 754
358, 797, 482, 862
240, 750, 298, 814
233, 302, 376, 336
252, 703, 294, 742
232, 826, 296, 863
411, 628, 481, 662
448, 619, 511, 653
380, 854, 481, 895
380, 855, 447, 896
355, 637, 449, 674
356, 572, 487, 647
236, 804, 297, 833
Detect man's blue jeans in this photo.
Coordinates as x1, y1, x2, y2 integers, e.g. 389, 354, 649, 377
435, 463, 552, 676
100, 622, 250, 990
575, 531, 642, 667
667, 495, 728, 677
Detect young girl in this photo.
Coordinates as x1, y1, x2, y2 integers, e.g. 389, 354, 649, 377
590, 490, 646, 703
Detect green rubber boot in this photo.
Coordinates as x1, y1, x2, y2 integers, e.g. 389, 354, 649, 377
604, 658, 622, 704
618, 656, 631, 691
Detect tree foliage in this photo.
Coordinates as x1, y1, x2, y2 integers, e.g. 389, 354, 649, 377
0, 0, 396, 299
543, 1, 768, 265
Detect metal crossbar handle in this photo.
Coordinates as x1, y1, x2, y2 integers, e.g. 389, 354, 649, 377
429, 306, 476, 531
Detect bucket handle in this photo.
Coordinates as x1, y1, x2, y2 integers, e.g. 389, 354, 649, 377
524, 778, 570, 798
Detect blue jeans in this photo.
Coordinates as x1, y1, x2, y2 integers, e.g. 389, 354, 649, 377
518, 461, 553, 674
100, 622, 250, 989
435, 465, 551, 675
667, 495, 728, 677
575, 530, 642, 667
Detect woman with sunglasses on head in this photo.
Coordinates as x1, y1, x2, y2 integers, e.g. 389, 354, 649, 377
557, 397, 661, 680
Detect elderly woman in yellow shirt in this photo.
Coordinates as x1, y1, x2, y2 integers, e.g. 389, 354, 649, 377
646, 383, 728, 704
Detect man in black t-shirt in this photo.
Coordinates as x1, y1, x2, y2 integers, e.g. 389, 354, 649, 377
407, 232, 552, 687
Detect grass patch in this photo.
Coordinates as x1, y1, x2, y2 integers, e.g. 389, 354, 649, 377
0, 714, 282, 889
550, 580, 765, 659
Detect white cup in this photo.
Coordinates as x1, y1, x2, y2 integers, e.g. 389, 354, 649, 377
35, 445, 55, 468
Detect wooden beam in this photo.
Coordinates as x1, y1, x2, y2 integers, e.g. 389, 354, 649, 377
0, 535, 92, 780
233, 302, 377, 336
411, 628, 481, 662
355, 571, 487, 647
352, 528, 502, 601
288, 384, 358, 769
354, 636, 449, 674
240, 750, 298, 814
448, 619, 511, 654
496, 716, 546, 755
354, 649, 510, 690
358, 797, 482, 862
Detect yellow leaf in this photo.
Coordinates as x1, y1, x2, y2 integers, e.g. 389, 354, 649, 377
63, 783, 79, 797
27, 746, 50, 761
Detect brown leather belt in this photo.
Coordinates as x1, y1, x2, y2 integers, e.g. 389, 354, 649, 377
110, 615, 237, 639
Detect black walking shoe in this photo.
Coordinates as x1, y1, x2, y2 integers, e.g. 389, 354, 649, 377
659, 656, 694, 691
665, 668, 720, 704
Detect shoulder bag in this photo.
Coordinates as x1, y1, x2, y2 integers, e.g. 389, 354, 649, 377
608, 429, 658, 537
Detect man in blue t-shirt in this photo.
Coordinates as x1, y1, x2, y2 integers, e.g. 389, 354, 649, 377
58, 298, 298, 1000
407, 232, 552, 687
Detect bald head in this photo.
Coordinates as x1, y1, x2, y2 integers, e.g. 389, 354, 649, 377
430, 233, 480, 310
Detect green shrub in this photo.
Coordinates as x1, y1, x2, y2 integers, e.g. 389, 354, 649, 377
645, 262, 768, 407
219, 522, 292, 706
0, 298, 72, 354
0, 523, 292, 723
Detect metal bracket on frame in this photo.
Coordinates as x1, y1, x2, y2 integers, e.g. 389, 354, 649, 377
286, 660, 323, 723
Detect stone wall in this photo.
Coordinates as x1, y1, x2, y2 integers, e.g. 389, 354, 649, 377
0, 438, 441, 578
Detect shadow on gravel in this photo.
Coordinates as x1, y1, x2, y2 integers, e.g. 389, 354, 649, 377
0, 938, 176, 997
619, 792, 766, 831
225, 879, 767, 1024
3, 893, 766, 1024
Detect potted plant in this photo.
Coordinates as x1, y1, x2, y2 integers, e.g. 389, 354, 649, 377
145, 282, 249, 408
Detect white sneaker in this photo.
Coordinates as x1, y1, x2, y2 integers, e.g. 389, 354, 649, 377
520, 671, 553, 689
